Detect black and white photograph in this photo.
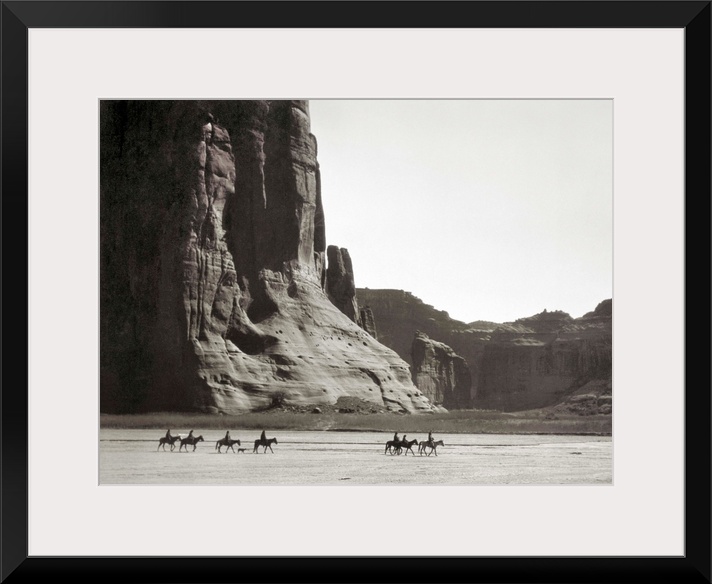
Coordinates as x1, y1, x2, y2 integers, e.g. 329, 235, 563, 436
10, 6, 703, 579
100, 99, 612, 485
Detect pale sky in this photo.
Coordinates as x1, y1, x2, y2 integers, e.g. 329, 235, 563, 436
309, 100, 612, 324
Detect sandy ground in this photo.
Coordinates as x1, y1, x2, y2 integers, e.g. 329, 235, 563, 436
99, 430, 611, 485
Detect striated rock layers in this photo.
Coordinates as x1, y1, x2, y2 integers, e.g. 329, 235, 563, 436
100, 100, 432, 414
411, 332, 472, 408
476, 301, 612, 411
356, 289, 612, 412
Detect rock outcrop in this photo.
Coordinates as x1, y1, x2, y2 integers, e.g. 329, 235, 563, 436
411, 332, 472, 408
359, 306, 378, 339
325, 246, 379, 340
325, 246, 360, 324
545, 379, 612, 417
356, 289, 496, 404
100, 100, 433, 414
356, 289, 612, 412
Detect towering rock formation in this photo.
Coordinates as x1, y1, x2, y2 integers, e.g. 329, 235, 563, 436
411, 332, 472, 408
325, 245, 380, 340
357, 289, 612, 412
325, 246, 361, 325
359, 306, 378, 339
100, 100, 432, 414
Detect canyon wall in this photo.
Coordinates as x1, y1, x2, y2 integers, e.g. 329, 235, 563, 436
357, 289, 612, 412
476, 302, 612, 411
411, 332, 472, 408
100, 100, 433, 414
356, 289, 495, 404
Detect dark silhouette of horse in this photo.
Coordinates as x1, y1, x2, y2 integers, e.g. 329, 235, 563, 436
253, 437, 278, 453
386, 438, 418, 455
419, 439, 444, 456
215, 437, 241, 453
399, 438, 419, 455
157, 435, 181, 451
384, 440, 400, 455
178, 435, 204, 452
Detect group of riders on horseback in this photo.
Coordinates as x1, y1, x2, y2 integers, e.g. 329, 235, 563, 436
386, 431, 443, 456
158, 428, 204, 452
160, 429, 441, 456
160, 429, 277, 453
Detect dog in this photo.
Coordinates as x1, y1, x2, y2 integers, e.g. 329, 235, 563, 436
237, 448, 246, 453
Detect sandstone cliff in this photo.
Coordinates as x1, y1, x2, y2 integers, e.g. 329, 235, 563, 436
356, 289, 496, 404
476, 303, 612, 410
325, 245, 379, 340
325, 246, 361, 326
359, 306, 378, 339
100, 101, 432, 414
357, 289, 612, 412
411, 332, 472, 408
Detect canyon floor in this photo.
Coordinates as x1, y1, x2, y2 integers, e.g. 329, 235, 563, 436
100, 429, 612, 485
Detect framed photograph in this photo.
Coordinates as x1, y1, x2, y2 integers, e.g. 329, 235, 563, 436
5, 1, 709, 582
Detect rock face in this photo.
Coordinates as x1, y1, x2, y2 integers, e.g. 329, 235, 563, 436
476, 303, 612, 411
325, 245, 379, 340
356, 289, 612, 412
325, 246, 360, 324
411, 332, 472, 408
356, 289, 496, 404
100, 100, 432, 414
546, 379, 612, 417
359, 306, 378, 339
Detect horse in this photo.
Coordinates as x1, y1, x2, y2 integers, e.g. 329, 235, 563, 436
399, 438, 419, 456
384, 439, 417, 455
253, 437, 278, 453
215, 437, 241, 453
386, 439, 418, 455
178, 435, 204, 452
418, 440, 431, 455
420, 439, 444, 456
384, 440, 401, 455
157, 435, 181, 451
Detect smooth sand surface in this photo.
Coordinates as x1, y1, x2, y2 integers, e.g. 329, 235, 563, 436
100, 430, 611, 486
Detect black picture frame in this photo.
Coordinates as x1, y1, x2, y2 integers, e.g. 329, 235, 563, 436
3, 2, 709, 582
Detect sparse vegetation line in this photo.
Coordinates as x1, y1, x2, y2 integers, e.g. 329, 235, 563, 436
100, 410, 611, 436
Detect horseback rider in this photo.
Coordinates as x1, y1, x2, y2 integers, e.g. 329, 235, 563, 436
165, 429, 172, 440
393, 432, 399, 443
260, 430, 267, 444
428, 430, 434, 445
187, 429, 194, 439
225, 430, 231, 442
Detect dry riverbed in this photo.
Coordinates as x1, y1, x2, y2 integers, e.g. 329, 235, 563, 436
100, 430, 612, 485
